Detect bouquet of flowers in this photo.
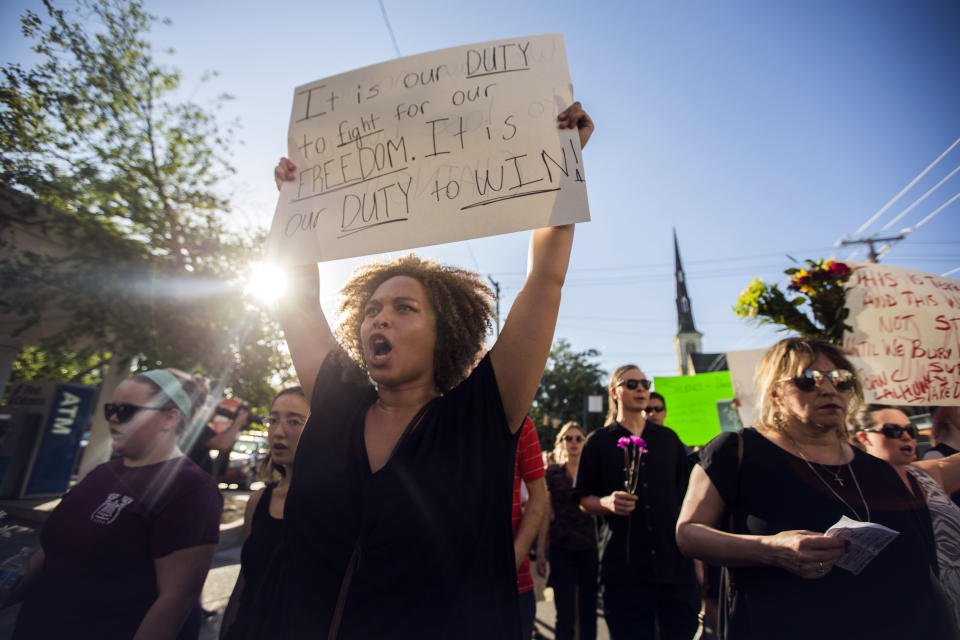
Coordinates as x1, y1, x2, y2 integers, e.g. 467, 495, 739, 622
733, 258, 855, 345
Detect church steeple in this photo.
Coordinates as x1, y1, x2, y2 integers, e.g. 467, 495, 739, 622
673, 229, 703, 375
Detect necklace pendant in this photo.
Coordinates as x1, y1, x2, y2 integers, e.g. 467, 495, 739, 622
836, 477, 844, 486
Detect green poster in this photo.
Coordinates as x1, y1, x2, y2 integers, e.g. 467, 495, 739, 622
652, 371, 735, 446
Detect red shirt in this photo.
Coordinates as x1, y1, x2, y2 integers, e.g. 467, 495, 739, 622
512, 417, 545, 593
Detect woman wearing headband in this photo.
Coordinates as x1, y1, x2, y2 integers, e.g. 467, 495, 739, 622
5, 368, 223, 640
854, 404, 960, 630
676, 337, 956, 639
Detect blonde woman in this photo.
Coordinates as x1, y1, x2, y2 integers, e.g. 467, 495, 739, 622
677, 337, 956, 639
537, 422, 597, 640
576, 365, 698, 640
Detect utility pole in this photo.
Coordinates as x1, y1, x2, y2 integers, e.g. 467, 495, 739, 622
840, 234, 904, 263
488, 275, 501, 336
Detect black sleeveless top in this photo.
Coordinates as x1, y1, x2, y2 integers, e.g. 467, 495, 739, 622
227, 483, 283, 639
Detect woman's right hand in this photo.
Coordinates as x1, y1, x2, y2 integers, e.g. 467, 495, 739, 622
275, 157, 297, 191
764, 530, 849, 579
600, 491, 638, 516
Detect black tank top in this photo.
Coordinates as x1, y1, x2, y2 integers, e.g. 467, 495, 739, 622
228, 483, 284, 639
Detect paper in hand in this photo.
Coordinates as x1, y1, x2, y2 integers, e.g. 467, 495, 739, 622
825, 515, 899, 575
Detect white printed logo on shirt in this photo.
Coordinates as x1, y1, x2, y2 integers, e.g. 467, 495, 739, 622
90, 493, 134, 525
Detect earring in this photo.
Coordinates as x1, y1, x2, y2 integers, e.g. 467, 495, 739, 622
773, 410, 784, 431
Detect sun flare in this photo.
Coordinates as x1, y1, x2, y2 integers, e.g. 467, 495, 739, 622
244, 262, 288, 303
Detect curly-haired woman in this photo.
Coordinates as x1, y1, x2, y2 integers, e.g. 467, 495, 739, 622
251, 103, 594, 640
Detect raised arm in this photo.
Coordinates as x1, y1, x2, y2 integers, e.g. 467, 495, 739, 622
675, 465, 847, 579
490, 102, 594, 432
912, 451, 960, 494
274, 158, 337, 399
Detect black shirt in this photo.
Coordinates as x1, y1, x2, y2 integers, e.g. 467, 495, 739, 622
700, 428, 950, 639
574, 421, 695, 586
226, 483, 283, 640
545, 464, 596, 552
270, 351, 520, 640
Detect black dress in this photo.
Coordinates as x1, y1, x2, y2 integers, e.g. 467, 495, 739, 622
226, 483, 283, 640
699, 428, 954, 639
253, 351, 520, 640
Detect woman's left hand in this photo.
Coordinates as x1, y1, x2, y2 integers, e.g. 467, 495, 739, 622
765, 530, 849, 580
535, 553, 548, 578
557, 101, 594, 149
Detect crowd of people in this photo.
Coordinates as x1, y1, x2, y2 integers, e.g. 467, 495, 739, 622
2, 100, 959, 640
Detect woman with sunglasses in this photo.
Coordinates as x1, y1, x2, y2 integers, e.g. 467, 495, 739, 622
259, 102, 594, 640
677, 337, 957, 639
854, 404, 960, 629
537, 422, 598, 640
4, 369, 222, 640
220, 386, 308, 640
575, 365, 699, 640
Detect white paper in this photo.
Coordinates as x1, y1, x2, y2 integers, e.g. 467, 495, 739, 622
825, 515, 899, 575
265, 34, 590, 264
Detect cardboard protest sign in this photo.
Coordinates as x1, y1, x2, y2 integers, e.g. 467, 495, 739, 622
843, 263, 960, 406
265, 34, 589, 264
652, 371, 735, 446
725, 348, 765, 428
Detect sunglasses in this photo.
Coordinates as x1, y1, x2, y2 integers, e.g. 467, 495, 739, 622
862, 423, 918, 440
563, 435, 583, 443
783, 369, 856, 393
618, 378, 652, 391
103, 403, 169, 423
645, 406, 665, 413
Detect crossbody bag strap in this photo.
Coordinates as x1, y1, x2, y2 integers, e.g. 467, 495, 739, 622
328, 544, 361, 640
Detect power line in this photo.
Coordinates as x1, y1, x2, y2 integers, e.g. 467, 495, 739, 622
907, 190, 960, 232
879, 164, 960, 232
850, 136, 960, 237
377, 0, 402, 58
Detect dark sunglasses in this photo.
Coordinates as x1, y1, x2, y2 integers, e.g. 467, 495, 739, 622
784, 369, 856, 393
618, 378, 652, 391
563, 435, 583, 442
103, 403, 168, 423
863, 423, 918, 440
645, 406, 665, 413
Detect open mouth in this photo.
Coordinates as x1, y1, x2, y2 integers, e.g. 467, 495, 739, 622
899, 445, 914, 455
369, 334, 393, 363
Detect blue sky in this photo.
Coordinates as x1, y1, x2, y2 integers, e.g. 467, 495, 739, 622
2, 0, 958, 380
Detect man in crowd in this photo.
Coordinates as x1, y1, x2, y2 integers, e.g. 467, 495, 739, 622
514, 416, 547, 639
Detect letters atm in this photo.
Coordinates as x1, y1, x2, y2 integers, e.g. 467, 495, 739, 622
2, 380, 97, 499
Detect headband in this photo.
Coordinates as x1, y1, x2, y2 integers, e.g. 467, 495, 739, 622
140, 370, 194, 418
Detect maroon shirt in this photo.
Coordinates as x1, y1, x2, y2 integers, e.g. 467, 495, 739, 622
14, 456, 221, 639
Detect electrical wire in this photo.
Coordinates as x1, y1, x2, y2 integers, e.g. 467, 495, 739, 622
879, 164, 960, 232
377, 0, 402, 58
850, 136, 960, 237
